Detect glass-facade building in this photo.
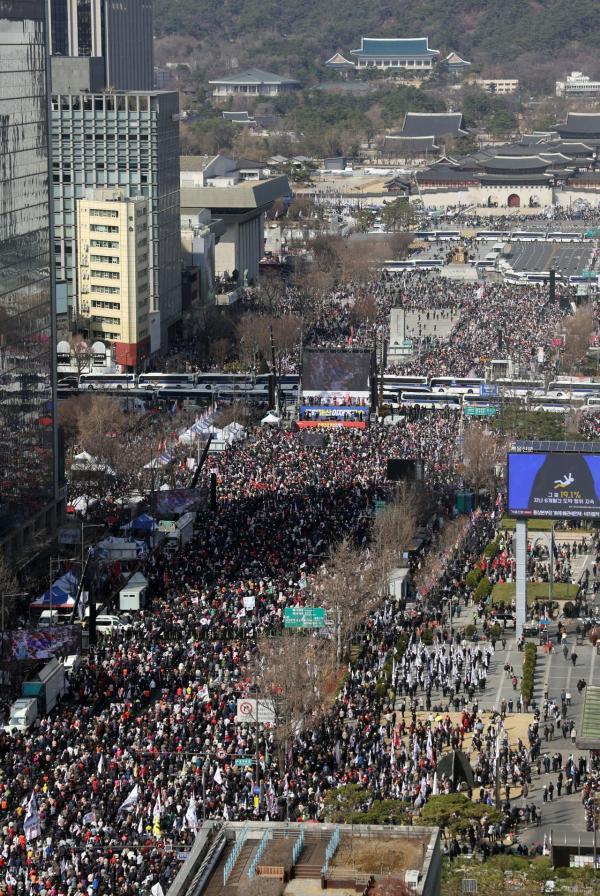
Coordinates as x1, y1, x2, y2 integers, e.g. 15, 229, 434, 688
52, 90, 181, 349
47, 0, 153, 91
0, 1, 58, 549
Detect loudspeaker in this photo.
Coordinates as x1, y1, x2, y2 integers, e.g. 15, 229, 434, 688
549, 269, 556, 303
301, 431, 326, 448
210, 472, 217, 512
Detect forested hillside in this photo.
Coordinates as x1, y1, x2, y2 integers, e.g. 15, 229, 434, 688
153, 0, 600, 87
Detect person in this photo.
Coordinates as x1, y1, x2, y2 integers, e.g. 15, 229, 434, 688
571, 651, 578, 666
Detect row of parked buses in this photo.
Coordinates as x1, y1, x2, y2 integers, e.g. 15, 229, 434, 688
73, 371, 301, 397
414, 230, 590, 243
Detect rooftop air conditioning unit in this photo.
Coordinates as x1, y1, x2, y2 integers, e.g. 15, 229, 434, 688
405, 870, 421, 891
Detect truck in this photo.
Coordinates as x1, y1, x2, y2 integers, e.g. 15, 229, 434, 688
119, 571, 148, 611
159, 512, 196, 552
22, 657, 66, 714
4, 697, 38, 732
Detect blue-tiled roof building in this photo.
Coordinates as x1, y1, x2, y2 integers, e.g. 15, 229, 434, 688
350, 37, 439, 70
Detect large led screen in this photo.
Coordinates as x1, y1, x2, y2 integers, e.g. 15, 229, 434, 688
302, 351, 371, 394
507, 451, 600, 518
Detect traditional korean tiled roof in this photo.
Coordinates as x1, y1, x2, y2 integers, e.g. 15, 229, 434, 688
209, 68, 300, 86
401, 112, 467, 138
383, 135, 439, 153
445, 52, 471, 67
325, 53, 355, 68
351, 38, 438, 58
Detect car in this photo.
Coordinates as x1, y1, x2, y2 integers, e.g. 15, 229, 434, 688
95, 614, 132, 634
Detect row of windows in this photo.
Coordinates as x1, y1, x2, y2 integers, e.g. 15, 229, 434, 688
90, 269, 120, 280
91, 239, 119, 248
53, 95, 153, 112
90, 224, 119, 233
92, 330, 119, 340
55, 133, 151, 142
88, 208, 119, 218
91, 300, 120, 310
92, 315, 121, 325
91, 285, 120, 294
90, 254, 120, 264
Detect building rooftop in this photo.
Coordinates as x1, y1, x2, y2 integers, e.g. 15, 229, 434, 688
208, 68, 300, 86
481, 155, 550, 171
577, 684, 600, 750
325, 53, 355, 68
401, 112, 467, 138
350, 37, 438, 58
383, 135, 439, 152
170, 822, 440, 896
445, 52, 471, 67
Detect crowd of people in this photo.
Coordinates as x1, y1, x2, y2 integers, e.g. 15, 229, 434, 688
3, 260, 600, 894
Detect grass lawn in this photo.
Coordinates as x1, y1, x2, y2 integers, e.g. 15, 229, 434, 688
500, 517, 589, 534
491, 581, 578, 605
441, 855, 598, 895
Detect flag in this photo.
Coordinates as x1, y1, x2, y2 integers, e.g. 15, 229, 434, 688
97, 754, 104, 775
5, 872, 17, 885
83, 810, 96, 826
197, 684, 209, 702
432, 772, 439, 795
24, 792, 41, 842
172, 400, 178, 416
185, 795, 197, 831
213, 767, 223, 785
151, 884, 165, 896
138, 815, 144, 835
153, 794, 162, 838
118, 783, 139, 815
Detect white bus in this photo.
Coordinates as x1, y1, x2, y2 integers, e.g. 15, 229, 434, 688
78, 373, 136, 390
547, 380, 600, 398
495, 378, 545, 397
399, 391, 461, 410
137, 373, 196, 389
429, 376, 484, 395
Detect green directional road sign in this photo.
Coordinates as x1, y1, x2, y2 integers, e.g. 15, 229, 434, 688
235, 757, 254, 767
464, 406, 497, 417
283, 607, 326, 628
374, 499, 387, 516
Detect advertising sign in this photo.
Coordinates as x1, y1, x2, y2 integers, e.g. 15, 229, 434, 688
508, 451, 600, 518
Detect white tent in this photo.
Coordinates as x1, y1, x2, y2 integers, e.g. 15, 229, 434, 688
261, 412, 280, 426
69, 495, 99, 513
222, 422, 246, 443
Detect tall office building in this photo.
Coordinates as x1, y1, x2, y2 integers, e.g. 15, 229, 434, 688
0, 1, 60, 556
47, 0, 153, 91
52, 89, 181, 351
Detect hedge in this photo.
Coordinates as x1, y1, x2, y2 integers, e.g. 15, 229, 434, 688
521, 642, 537, 702
465, 624, 476, 640
474, 575, 492, 602
465, 568, 484, 590
420, 626, 434, 645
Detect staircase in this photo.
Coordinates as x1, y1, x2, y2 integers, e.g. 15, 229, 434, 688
293, 834, 328, 880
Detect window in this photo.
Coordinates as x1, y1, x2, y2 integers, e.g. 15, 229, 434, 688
89, 208, 119, 218
90, 224, 119, 233
91, 270, 120, 279
90, 254, 120, 264
91, 239, 119, 248
91, 300, 120, 309
92, 315, 120, 325
91, 285, 120, 294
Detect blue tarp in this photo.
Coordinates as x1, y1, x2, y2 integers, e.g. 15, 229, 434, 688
130, 513, 156, 532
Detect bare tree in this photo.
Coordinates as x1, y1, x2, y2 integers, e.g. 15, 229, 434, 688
561, 307, 595, 373
70, 336, 93, 375
461, 422, 505, 495
253, 632, 332, 772
370, 484, 420, 588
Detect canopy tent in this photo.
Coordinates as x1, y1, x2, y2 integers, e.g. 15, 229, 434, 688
435, 750, 474, 790
67, 495, 99, 515
222, 422, 246, 442
71, 452, 116, 476
30, 587, 76, 610
261, 412, 281, 426
53, 571, 78, 594
128, 513, 157, 532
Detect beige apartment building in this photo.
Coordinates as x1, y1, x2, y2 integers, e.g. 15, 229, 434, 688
77, 190, 151, 368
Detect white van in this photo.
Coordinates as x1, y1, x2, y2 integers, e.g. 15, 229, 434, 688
39, 609, 61, 627
4, 698, 38, 733
95, 614, 131, 635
